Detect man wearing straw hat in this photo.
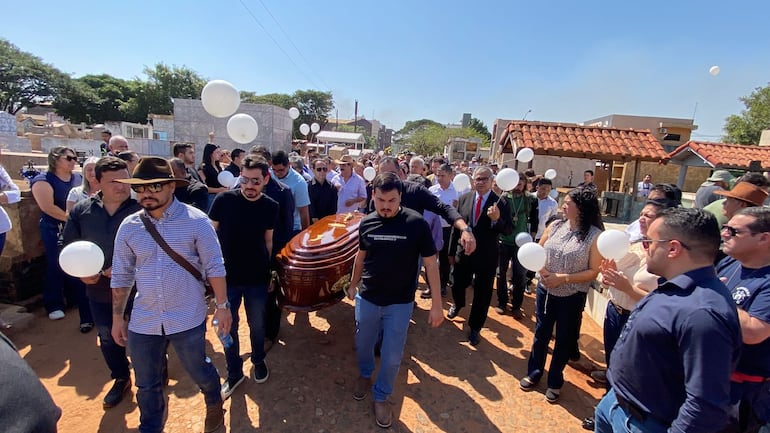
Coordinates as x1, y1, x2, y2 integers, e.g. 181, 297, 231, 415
110, 157, 231, 433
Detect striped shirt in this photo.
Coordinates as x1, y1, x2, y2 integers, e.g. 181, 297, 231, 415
111, 198, 226, 335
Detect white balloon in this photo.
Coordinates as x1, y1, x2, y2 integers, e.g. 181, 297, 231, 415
709, 65, 720, 76
516, 147, 534, 163
549, 189, 559, 199
217, 170, 235, 188
544, 169, 557, 180
453, 173, 471, 191
226, 113, 258, 144
495, 168, 520, 191
59, 241, 105, 278
515, 232, 533, 247
517, 242, 547, 272
299, 123, 310, 136
362, 166, 376, 181
201, 80, 240, 118
288, 107, 300, 119
310, 122, 320, 133
597, 229, 631, 261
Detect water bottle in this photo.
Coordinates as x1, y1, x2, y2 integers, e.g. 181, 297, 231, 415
211, 318, 233, 349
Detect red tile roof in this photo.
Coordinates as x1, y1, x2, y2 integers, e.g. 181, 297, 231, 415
498, 121, 669, 162
668, 141, 770, 170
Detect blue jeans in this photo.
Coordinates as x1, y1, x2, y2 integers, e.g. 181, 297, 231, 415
89, 300, 130, 380
128, 322, 221, 433
224, 284, 268, 380
595, 388, 669, 433
39, 219, 92, 324
355, 295, 413, 402
603, 302, 630, 370
527, 285, 586, 389
0, 231, 6, 256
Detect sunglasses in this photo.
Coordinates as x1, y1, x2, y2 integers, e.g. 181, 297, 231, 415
239, 176, 262, 186
640, 238, 691, 250
315, 167, 328, 172
61, 155, 77, 161
722, 225, 756, 237
130, 182, 170, 193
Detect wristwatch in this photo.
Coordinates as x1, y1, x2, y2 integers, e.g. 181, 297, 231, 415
462, 226, 473, 234
214, 300, 231, 310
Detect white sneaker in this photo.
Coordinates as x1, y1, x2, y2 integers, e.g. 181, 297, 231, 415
48, 310, 65, 320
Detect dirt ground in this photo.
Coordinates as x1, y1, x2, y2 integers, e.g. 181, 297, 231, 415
9, 285, 608, 433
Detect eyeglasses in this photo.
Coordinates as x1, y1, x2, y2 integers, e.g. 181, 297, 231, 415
473, 176, 490, 183
316, 167, 328, 172
640, 238, 691, 250
61, 155, 77, 161
722, 225, 756, 237
130, 182, 170, 193
239, 176, 262, 186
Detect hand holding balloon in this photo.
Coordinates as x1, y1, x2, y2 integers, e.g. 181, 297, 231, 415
486, 203, 500, 221
600, 258, 633, 294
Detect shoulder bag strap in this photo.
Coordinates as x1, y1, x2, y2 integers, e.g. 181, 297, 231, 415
139, 214, 203, 281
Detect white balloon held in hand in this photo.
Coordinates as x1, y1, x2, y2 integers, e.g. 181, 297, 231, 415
59, 241, 105, 278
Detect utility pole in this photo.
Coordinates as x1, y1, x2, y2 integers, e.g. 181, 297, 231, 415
354, 100, 358, 133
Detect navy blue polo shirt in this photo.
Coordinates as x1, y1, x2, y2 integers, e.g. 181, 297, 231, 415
608, 266, 741, 432
717, 256, 770, 377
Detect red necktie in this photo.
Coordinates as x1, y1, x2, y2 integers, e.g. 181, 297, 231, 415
474, 194, 482, 226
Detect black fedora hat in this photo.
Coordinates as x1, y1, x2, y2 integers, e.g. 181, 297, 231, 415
116, 156, 189, 186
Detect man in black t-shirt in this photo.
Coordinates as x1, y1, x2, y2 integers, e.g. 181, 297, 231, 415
347, 172, 443, 429
209, 155, 279, 399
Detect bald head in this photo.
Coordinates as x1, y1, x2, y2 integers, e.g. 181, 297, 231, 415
109, 135, 129, 154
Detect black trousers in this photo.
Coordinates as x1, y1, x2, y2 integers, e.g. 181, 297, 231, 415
452, 258, 495, 332
438, 227, 452, 290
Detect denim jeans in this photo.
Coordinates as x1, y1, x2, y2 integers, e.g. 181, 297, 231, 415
496, 243, 527, 309
603, 301, 630, 370
224, 284, 268, 380
39, 219, 93, 324
128, 322, 221, 433
595, 389, 669, 433
438, 227, 452, 290
527, 285, 586, 389
89, 300, 130, 380
0, 231, 6, 256
355, 295, 413, 402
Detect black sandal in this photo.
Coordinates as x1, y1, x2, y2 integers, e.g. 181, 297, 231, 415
80, 323, 94, 334
582, 417, 595, 431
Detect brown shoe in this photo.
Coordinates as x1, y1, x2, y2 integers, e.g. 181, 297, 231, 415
374, 400, 392, 428
353, 376, 371, 401
204, 402, 224, 432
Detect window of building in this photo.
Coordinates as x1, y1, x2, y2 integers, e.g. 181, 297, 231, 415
663, 133, 681, 141
153, 131, 168, 140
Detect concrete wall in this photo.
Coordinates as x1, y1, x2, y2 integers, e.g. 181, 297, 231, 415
172, 99, 292, 164
500, 154, 596, 189
0, 193, 46, 302
622, 161, 711, 193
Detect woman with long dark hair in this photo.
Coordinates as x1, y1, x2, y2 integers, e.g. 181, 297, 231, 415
520, 187, 603, 403
198, 143, 228, 209
31, 146, 93, 330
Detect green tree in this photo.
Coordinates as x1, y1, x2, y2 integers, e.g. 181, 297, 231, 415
54, 74, 140, 123
293, 89, 333, 127
397, 118, 443, 136
0, 39, 71, 114
723, 83, 770, 145
467, 117, 490, 140
241, 91, 294, 108
122, 63, 207, 121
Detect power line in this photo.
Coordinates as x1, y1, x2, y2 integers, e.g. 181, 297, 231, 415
255, 0, 331, 91
238, 0, 323, 90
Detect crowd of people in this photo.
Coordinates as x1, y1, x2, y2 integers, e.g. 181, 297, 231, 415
3, 137, 770, 433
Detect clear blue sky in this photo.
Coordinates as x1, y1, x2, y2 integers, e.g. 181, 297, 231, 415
4, 0, 769, 138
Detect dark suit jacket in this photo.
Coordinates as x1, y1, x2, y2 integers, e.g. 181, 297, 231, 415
449, 190, 513, 269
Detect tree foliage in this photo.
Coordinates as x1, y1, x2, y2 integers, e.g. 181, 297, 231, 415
241, 91, 294, 108
397, 119, 443, 136
293, 89, 334, 132
467, 117, 490, 138
400, 122, 487, 157
54, 74, 140, 124
0, 39, 70, 114
723, 83, 770, 145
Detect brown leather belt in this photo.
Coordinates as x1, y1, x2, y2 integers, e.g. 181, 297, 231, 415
609, 300, 631, 316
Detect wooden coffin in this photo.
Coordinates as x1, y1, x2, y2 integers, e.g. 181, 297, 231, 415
277, 212, 364, 312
